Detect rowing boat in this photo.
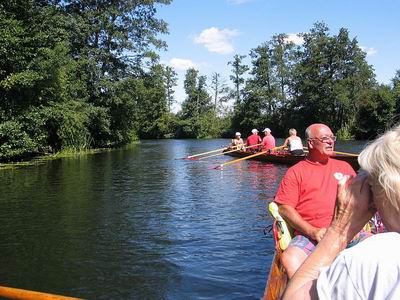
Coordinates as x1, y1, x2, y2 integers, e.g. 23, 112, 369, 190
262, 250, 286, 300
223, 150, 360, 170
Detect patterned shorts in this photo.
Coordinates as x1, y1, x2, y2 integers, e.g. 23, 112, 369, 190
289, 230, 373, 256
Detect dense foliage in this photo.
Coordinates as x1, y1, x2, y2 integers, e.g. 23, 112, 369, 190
229, 23, 399, 140
0, 1, 399, 162
0, 0, 174, 161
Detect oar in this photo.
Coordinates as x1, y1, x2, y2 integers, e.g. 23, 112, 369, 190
302, 147, 358, 157
215, 145, 285, 170
333, 150, 358, 157
0, 285, 82, 300
198, 147, 241, 160
198, 143, 263, 160
185, 146, 228, 159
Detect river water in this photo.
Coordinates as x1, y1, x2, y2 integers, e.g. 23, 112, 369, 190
0, 139, 365, 299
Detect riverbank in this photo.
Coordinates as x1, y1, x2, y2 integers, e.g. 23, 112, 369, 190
0, 142, 141, 170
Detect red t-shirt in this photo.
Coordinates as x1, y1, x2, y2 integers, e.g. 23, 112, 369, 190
274, 158, 356, 232
246, 134, 261, 148
262, 135, 276, 151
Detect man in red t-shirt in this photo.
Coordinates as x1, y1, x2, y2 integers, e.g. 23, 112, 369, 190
246, 129, 262, 152
274, 123, 366, 278
262, 128, 276, 151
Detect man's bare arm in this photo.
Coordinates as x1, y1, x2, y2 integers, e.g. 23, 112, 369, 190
278, 204, 326, 241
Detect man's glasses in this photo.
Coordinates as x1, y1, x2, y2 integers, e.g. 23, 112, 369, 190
309, 136, 337, 143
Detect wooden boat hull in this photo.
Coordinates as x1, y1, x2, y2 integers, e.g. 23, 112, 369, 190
224, 150, 360, 170
262, 250, 287, 300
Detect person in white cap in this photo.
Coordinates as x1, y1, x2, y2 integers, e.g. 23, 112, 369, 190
246, 129, 262, 152
231, 132, 244, 149
262, 128, 276, 151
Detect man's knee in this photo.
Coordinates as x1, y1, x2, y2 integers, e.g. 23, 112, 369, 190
281, 246, 308, 278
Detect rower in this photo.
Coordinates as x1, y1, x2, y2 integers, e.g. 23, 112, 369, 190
262, 128, 276, 152
231, 132, 244, 150
283, 128, 304, 156
246, 129, 262, 152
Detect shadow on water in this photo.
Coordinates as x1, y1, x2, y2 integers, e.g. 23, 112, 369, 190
0, 139, 367, 299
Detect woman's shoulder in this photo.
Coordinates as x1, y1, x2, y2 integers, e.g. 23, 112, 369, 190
318, 232, 400, 299
340, 232, 400, 259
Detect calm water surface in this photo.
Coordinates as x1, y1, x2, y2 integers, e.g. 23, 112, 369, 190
0, 139, 365, 299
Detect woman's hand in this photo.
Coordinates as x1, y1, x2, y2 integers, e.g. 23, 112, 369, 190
331, 172, 376, 244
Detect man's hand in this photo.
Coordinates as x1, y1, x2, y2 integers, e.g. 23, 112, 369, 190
311, 227, 327, 242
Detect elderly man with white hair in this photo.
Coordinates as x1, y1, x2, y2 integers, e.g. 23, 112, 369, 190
275, 123, 370, 279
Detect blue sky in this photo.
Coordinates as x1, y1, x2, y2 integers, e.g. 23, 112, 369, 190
156, 0, 400, 112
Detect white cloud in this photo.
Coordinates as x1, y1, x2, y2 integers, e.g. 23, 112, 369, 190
227, 0, 253, 4
169, 58, 196, 71
360, 46, 378, 57
194, 27, 239, 54
284, 33, 304, 45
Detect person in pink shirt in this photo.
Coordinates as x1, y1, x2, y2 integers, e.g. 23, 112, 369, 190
262, 128, 276, 151
246, 129, 262, 152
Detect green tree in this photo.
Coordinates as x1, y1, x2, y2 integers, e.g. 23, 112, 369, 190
180, 68, 213, 137
181, 68, 199, 120
0, 0, 172, 160
62, 0, 170, 77
60, 0, 171, 143
0, 2, 71, 118
392, 70, 400, 116
136, 64, 169, 138
232, 43, 280, 133
291, 22, 375, 134
210, 72, 230, 116
181, 68, 212, 120
353, 84, 396, 139
228, 54, 249, 106
270, 34, 297, 107
0, 120, 38, 161
163, 65, 178, 113
238, 43, 275, 132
